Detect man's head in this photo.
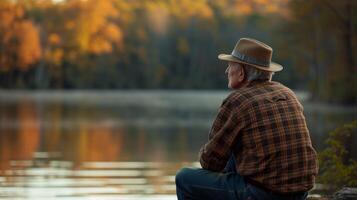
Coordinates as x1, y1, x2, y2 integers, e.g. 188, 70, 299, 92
225, 61, 274, 89
218, 38, 282, 89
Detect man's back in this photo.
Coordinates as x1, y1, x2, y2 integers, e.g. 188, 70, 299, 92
225, 80, 318, 193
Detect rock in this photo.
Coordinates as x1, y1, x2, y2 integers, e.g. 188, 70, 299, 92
307, 194, 328, 200
333, 187, 357, 200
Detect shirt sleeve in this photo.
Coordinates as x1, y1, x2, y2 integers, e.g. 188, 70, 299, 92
198, 94, 245, 172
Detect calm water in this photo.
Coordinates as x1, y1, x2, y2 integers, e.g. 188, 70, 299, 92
0, 90, 356, 199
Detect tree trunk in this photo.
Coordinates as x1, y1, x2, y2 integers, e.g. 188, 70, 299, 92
342, 2, 356, 104
343, 2, 355, 72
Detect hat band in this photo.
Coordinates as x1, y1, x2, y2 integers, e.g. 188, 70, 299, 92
231, 50, 270, 67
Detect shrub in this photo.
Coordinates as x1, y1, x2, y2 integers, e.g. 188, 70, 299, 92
318, 120, 357, 192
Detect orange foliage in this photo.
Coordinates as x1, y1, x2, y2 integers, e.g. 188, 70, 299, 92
0, 2, 41, 71
214, 0, 289, 16
103, 23, 122, 42
12, 21, 42, 70
0, 0, 290, 73
235, 4, 253, 15
48, 33, 61, 45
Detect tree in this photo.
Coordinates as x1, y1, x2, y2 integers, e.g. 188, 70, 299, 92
0, 1, 41, 71
282, 0, 356, 104
318, 120, 357, 192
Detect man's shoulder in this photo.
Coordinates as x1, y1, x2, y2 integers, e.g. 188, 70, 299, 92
221, 86, 257, 109
225, 81, 281, 98
223, 90, 247, 105
270, 81, 296, 93
223, 81, 297, 107
269, 81, 302, 101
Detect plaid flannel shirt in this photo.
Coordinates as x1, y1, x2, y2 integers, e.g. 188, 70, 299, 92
199, 80, 318, 193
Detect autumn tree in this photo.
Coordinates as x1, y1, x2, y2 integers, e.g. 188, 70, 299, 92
2, 0, 354, 104
26, 0, 125, 88
0, 1, 41, 72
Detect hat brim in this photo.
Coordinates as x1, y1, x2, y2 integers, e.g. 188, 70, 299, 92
218, 54, 283, 72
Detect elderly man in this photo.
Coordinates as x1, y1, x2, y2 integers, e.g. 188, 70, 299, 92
175, 38, 318, 200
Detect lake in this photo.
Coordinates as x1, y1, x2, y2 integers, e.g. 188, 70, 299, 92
0, 90, 356, 199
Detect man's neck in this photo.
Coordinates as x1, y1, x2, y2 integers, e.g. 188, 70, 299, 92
247, 79, 270, 87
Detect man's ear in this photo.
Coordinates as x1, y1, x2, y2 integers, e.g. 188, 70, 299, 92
238, 65, 245, 81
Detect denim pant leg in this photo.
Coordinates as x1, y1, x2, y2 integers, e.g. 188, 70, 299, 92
246, 183, 309, 200
175, 167, 247, 200
176, 155, 309, 200
222, 155, 309, 200
175, 155, 244, 200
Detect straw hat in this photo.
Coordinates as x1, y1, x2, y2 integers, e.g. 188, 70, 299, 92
218, 38, 283, 72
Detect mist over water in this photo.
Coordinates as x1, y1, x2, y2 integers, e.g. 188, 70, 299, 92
0, 90, 356, 199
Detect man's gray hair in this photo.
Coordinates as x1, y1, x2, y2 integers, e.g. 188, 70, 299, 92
242, 64, 274, 82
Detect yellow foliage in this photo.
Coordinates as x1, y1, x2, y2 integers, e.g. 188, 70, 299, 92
66, 0, 122, 54
266, 4, 278, 13
169, 0, 213, 22
114, 0, 133, 23
0, 0, 291, 73
89, 36, 113, 54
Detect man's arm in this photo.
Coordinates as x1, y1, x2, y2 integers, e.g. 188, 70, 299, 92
198, 95, 245, 172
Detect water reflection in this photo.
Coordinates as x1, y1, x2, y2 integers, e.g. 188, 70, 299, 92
1, 159, 195, 198
0, 90, 356, 199
0, 100, 40, 171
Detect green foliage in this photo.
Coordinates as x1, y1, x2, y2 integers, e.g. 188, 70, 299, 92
318, 120, 357, 191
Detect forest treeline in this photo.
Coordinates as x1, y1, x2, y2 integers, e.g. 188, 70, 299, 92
0, 0, 355, 104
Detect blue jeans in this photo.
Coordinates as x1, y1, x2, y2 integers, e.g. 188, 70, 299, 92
175, 156, 308, 200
